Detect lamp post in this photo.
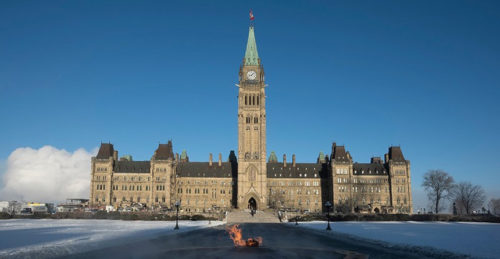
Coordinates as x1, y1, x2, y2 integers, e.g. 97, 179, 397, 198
208, 208, 211, 225
325, 201, 332, 231
174, 200, 180, 230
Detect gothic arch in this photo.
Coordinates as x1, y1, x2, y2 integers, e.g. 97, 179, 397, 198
242, 192, 260, 211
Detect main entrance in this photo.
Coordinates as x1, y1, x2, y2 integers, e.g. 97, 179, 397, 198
248, 198, 257, 210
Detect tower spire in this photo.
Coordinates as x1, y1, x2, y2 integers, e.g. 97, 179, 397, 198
244, 25, 259, 66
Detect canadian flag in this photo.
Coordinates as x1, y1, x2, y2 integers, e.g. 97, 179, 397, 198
249, 10, 255, 21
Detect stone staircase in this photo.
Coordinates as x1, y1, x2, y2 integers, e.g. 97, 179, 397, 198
226, 209, 280, 223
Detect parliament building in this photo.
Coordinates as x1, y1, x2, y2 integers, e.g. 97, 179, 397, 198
90, 24, 413, 214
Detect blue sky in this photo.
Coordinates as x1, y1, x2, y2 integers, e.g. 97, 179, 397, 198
1, 1, 499, 208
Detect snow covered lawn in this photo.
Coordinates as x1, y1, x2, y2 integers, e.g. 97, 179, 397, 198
0, 219, 223, 258
297, 221, 500, 258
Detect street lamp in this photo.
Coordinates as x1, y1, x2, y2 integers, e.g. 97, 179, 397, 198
174, 200, 180, 230
325, 201, 332, 231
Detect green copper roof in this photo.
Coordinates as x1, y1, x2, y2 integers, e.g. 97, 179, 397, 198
318, 152, 325, 162
244, 25, 259, 66
180, 149, 188, 160
269, 151, 278, 163
120, 155, 133, 161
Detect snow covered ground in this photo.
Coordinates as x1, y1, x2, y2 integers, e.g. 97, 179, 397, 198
0, 219, 224, 258
297, 221, 500, 258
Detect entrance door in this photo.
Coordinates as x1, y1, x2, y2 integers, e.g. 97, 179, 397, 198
248, 198, 257, 211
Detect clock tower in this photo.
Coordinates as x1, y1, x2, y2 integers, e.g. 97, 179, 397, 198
237, 24, 267, 210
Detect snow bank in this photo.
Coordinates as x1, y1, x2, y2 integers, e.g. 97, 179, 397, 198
0, 219, 223, 258
297, 221, 500, 258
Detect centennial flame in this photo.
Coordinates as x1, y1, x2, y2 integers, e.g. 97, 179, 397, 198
226, 224, 263, 247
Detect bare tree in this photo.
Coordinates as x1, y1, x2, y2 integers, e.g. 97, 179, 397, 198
7, 201, 21, 217
451, 182, 486, 215
487, 198, 500, 216
422, 170, 454, 214
268, 188, 285, 210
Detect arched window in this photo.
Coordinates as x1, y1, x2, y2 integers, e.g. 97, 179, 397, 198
252, 96, 255, 105
257, 95, 260, 105
246, 117, 250, 123
254, 117, 258, 123
245, 95, 247, 105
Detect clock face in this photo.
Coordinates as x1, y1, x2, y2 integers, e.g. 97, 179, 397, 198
247, 70, 257, 80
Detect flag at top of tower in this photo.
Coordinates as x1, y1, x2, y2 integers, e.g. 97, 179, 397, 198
249, 10, 255, 21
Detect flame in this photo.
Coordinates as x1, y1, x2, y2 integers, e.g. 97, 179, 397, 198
226, 224, 263, 247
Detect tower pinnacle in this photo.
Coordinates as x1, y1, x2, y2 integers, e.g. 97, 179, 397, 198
244, 25, 259, 66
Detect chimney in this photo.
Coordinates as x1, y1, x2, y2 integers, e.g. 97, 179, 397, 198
209, 153, 213, 166
292, 154, 296, 167
218, 153, 222, 166
371, 157, 381, 164
113, 150, 118, 161
283, 154, 287, 167
384, 153, 389, 163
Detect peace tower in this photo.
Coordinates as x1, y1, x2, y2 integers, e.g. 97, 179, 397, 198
236, 25, 267, 210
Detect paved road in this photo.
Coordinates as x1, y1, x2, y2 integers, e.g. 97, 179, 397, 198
68, 223, 460, 259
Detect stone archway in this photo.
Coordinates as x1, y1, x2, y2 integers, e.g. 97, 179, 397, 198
248, 197, 257, 210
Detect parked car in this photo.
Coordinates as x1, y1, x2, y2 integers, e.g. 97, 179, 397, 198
20, 207, 33, 215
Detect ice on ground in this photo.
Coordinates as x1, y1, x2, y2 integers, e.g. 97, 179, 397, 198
0, 219, 223, 258
298, 221, 500, 258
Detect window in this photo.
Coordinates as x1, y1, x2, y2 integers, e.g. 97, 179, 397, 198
254, 117, 258, 123
245, 95, 248, 105
246, 117, 250, 123
257, 95, 260, 105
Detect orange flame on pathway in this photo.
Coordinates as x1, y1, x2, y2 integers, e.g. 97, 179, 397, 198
226, 224, 263, 247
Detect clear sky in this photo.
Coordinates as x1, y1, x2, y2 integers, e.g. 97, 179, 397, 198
1, 1, 499, 208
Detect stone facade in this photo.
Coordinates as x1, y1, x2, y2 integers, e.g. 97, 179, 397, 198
89, 24, 412, 214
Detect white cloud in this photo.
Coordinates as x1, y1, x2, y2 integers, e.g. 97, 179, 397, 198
0, 146, 97, 202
